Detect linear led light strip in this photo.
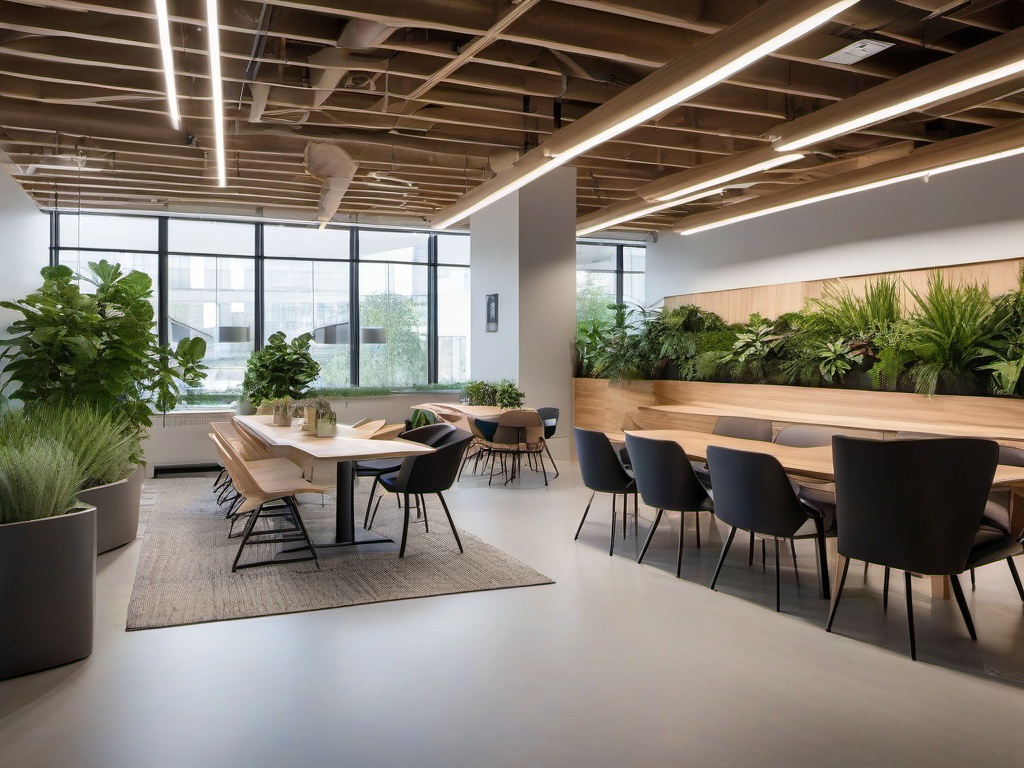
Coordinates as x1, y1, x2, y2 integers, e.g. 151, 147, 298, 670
577, 187, 731, 236
431, 0, 859, 230
154, 0, 180, 129
677, 145, 1024, 235
775, 54, 1024, 152
206, 0, 227, 187
547, 0, 860, 162
651, 153, 805, 202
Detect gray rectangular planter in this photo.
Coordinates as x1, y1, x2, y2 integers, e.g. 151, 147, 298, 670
78, 465, 144, 554
0, 506, 96, 680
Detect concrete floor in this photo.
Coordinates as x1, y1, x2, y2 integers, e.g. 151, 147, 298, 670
2, 462, 1024, 768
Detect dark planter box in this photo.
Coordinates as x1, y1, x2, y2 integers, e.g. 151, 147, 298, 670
78, 465, 144, 554
0, 507, 96, 680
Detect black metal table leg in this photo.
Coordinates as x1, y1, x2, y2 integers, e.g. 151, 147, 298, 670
336, 459, 355, 544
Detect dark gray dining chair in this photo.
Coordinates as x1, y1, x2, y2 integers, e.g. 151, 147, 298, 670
359, 422, 455, 528
827, 436, 1020, 661
573, 427, 639, 556
706, 445, 835, 611
371, 429, 474, 558
625, 433, 713, 577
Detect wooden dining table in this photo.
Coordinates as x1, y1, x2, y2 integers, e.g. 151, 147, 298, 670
234, 415, 434, 547
617, 428, 1024, 599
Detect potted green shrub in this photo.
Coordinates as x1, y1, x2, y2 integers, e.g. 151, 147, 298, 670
0, 262, 207, 551
0, 438, 94, 680
242, 331, 320, 410
0, 404, 138, 553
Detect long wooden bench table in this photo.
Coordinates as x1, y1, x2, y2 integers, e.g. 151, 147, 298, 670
639, 404, 1024, 443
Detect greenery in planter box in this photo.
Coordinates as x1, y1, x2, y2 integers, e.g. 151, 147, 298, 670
0, 262, 207, 461
241, 331, 320, 405
461, 379, 526, 409
0, 403, 135, 489
0, 438, 83, 524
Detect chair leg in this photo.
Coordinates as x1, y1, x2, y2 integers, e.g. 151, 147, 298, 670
904, 571, 917, 661
710, 527, 737, 590
949, 573, 977, 641
363, 474, 381, 529
575, 492, 595, 540
825, 557, 850, 632
283, 496, 319, 570
420, 494, 429, 532
637, 509, 664, 564
748, 531, 755, 566
633, 492, 638, 536
774, 538, 782, 613
790, 538, 800, 591
543, 442, 559, 478
694, 509, 701, 549
1007, 557, 1024, 601
761, 539, 766, 572
812, 517, 830, 598
970, 567, 976, 591
621, 493, 627, 540
436, 492, 463, 553
883, 566, 890, 611
675, 512, 686, 578
399, 492, 412, 558
231, 502, 264, 572
609, 494, 617, 557
368, 493, 384, 529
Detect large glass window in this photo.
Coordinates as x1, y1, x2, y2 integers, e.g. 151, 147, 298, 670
359, 230, 429, 263
167, 255, 255, 392
51, 213, 643, 394
576, 241, 646, 323
264, 259, 351, 388
358, 262, 428, 387
264, 224, 350, 260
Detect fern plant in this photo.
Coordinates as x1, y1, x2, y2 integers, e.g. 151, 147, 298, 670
0, 438, 83, 524
904, 273, 1004, 395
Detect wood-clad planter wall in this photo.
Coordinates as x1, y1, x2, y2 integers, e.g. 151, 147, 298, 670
573, 378, 1024, 445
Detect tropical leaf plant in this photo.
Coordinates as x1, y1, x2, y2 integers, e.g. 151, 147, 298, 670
805, 276, 903, 344
816, 339, 864, 383
241, 331, 320, 405
0, 261, 207, 462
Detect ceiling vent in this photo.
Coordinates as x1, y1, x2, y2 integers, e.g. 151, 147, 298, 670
341, 72, 378, 90
304, 142, 358, 227
820, 40, 894, 65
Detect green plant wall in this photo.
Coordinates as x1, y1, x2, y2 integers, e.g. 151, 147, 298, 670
577, 270, 1024, 398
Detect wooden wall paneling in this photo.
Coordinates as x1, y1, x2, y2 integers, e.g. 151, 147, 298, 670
666, 256, 1024, 322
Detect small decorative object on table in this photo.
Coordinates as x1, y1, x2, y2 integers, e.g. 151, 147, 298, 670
316, 399, 337, 437
269, 397, 292, 427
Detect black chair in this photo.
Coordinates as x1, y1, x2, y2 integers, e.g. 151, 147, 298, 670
625, 433, 714, 578
536, 406, 560, 478
827, 436, 1019, 661
693, 416, 772, 489
971, 444, 1024, 598
371, 429, 474, 558
573, 427, 639, 556
706, 445, 835, 611
359, 422, 455, 528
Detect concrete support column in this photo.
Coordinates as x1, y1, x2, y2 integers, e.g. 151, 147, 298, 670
469, 166, 577, 457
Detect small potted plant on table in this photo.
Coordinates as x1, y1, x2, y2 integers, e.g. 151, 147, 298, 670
316, 400, 337, 437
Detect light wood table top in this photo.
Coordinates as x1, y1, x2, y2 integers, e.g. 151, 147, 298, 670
639, 403, 1024, 443
235, 415, 433, 461
618, 429, 1024, 487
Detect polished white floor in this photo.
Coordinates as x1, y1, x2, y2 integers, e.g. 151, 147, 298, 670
2, 462, 1024, 768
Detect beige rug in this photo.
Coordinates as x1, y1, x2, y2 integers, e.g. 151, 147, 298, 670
126, 476, 553, 630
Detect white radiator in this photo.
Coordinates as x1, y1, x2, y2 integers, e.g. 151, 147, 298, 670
143, 410, 235, 476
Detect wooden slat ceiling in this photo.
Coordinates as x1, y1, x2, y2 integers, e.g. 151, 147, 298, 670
0, 0, 1021, 232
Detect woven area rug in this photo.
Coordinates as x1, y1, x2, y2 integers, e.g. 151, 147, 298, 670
126, 476, 553, 630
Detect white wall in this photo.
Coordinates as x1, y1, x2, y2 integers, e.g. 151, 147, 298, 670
470, 192, 520, 381
0, 169, 48, 335
646, 153, 1024, 301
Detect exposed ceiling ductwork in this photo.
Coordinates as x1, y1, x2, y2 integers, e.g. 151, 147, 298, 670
304, 141, 357, 227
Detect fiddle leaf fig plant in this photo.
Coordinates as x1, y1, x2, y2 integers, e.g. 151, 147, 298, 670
241, 331, 320, 405
0, 261, 207, 462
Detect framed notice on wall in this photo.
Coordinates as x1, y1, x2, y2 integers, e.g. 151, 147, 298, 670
485, 293, 499, 332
